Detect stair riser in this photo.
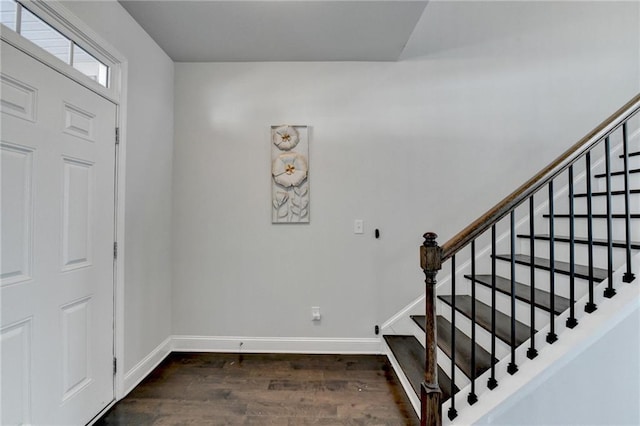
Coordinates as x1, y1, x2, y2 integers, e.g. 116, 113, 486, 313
522, 239, 637, 271
437, 300, 512, 361
568, 195, 640, 215
436, 346, 471, 391
438, 266, 592, 305
534, 193, 639, 237
544, 216, 640, 242
594, 172, 640, 192
608, 151, 640, 170
471, 283, 553, 329
491, 260, 592, 300
620, 154, 640, 169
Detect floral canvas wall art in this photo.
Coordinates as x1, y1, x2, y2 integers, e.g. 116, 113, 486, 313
271, 125, 309, 223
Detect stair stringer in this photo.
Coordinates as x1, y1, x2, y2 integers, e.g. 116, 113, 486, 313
441, 252, 640, 425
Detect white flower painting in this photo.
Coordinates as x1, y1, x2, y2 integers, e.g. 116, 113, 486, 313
271, 125, 309, 223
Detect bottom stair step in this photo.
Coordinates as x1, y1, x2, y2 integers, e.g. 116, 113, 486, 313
384, 335, 458, 401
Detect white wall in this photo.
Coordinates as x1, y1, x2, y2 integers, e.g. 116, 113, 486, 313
61, 1, 174, 375
172, 1, 639, 342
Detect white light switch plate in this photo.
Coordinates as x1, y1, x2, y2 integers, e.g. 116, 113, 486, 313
354, 219, 364, 234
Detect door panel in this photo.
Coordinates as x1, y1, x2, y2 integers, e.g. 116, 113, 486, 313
1, 40, 116, 425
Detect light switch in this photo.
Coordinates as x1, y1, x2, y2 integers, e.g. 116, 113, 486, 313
354, 219, 364, 234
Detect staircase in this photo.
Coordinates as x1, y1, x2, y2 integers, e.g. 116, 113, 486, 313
382, 94, 640, 425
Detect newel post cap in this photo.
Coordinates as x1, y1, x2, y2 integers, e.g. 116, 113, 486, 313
420, 232, 442, 273
423, 232, 438, 246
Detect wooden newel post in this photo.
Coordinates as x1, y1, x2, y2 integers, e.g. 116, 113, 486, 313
420, 232, 443, 426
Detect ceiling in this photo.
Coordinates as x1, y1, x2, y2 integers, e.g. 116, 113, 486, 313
118, 0, 429, 62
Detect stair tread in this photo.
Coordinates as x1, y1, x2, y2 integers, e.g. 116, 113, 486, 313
438, 294, 531, 347
573, 189, 640, 197
436, 316, 496, 380
594, 167, 640, 178
466, 274, 570, 315
543, 213, 640, 219
517, 234, 640, 250
494, 253, 608, 282
383, 335, 457, 401
411, 315, 496, 379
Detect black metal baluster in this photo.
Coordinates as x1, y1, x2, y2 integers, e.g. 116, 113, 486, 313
507, 211, 518, 374
604, 137, 616, 298
622, 122, 636, 283
468, 241, 477, 405
585, 152, 597, 313
448, 256, 457, 420
547, 181, 558, 343
487, 225, 498, 389
566, 165, 578, 328
527, 196, 538, 358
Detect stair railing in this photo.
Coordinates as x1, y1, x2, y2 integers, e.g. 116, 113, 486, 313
419, 93, 640, 426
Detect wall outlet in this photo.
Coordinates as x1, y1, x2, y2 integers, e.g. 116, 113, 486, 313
311, 306, 321, 321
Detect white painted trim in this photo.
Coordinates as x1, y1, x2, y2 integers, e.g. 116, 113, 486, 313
122, 336, 173, 397
112, 67, 128, 400
380, 293, 425, 331
171, 335, 382, 355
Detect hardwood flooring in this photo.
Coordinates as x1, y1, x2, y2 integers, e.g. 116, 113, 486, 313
95, 352, 419, 425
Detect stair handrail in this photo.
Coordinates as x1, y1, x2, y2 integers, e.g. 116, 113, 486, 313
440, 93, 640, 262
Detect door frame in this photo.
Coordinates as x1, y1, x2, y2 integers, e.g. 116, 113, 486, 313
1, 0, 129, 407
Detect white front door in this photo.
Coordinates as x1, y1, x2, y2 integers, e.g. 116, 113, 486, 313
1, 40, 116, 425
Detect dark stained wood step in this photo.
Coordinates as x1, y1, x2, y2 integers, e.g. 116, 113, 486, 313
573, 189, 640, 197
411, 316, 496, 380
594, 168, 640, 178
517, 234, 640, 250
465, 274, 570, 315
438, 295, 531, 347
436, 316, 496, 380
494, 253, 608, 282
383, 335, 457, 401
544, 213, 640, 219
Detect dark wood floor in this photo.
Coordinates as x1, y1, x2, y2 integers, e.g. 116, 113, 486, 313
96, 352, 419, 425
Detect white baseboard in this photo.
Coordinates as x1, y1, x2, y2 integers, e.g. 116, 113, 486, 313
122, 336, 172, 398
171, 335, 382, 354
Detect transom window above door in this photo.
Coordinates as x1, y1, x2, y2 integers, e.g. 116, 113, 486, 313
1, 0, 109, 88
